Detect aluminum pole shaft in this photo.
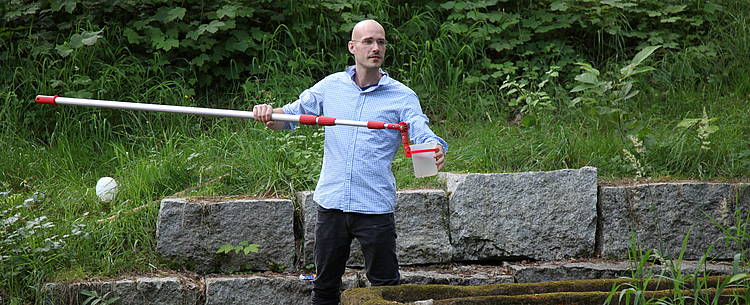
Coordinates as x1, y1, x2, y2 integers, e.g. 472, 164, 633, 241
35, 95, 406, 130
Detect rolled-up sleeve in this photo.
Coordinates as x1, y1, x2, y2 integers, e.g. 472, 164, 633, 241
400, 94, 449, 153
281, 79, 325, 129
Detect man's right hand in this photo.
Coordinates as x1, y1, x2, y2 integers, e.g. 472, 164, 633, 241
252, 104, 284, 129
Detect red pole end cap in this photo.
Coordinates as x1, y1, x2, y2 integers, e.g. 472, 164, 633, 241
36, 95, 58, 105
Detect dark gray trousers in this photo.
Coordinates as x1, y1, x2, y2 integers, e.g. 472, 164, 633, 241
311, 205, 400, 305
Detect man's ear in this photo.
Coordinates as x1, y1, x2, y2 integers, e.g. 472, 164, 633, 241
348, 41, 355, 55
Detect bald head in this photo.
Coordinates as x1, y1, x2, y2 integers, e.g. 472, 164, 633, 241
348, 19, 387, 75
351, 20, 386, 40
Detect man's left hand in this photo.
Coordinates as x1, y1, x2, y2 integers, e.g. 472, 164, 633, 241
435, 144, 445, 171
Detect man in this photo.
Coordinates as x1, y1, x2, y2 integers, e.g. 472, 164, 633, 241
253, 19, 447, 305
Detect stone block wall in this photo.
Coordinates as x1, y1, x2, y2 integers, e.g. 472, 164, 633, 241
446, 167, 598, 261
156, 198, 297, 273
155, 168, 750, 274
600, 183, 750, 259
299, 189, 452, 267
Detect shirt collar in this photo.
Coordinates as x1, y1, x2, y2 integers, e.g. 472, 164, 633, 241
346, 65, 390, 87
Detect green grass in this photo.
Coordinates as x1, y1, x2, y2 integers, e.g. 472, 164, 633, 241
2, 1, 750, 304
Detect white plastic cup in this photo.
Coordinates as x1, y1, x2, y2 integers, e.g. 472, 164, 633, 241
410, 143, 438, 178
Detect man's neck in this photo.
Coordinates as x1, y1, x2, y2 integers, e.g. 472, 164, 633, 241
354, 66, 382, 87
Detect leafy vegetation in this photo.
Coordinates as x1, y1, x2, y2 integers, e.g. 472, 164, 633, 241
605, 234, 750, 305
1, 0, 749, 303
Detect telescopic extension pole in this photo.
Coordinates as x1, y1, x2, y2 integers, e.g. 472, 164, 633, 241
35, 95, 416, 156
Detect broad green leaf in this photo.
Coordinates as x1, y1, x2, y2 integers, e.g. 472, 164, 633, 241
217, 244, 234, 254
203, 20, 225, 34
575, 72, 598, 84
217, 5, 240, 18
570, 97, 584, 107
153, 7, 186, 23
704, 126, 719, 134
123, 28, 141, 44
225, 36, 249, 52
236, 7, 255, 17
186, 29, 201, 40
662, 5, 687, 14
550, 1, 567, 11
570, 83, 596, 93
615, 89, 639, 103
536, 23, 570, 33
80, 29, 104, 46
154, 38, 179, 51
5, 3, 40, 18
69, 30, 103, 48
144, 26, 165, 42
631, 45, 660, 65
575, 63, 600, 75
191, 54, 210, 66
440, 1, 455, 10
629, 66, 655, 77
601, 0, 636, 9
55, 44, 73, 57
50, 0, 76, 13
219, 19, 236, 31
489, 39, 522, 51
132, 20, 147, 29
677, 118, 700, 128
619, 82, 632, 97
69, 34, 83, 48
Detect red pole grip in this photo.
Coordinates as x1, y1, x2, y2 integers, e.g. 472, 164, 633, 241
299, 115, 317, 125
36, 95, 58, 105
317, 116, 336, 126
367, 121, 385, 129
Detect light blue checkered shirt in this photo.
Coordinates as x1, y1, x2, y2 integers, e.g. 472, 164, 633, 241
282, 66, 448, 214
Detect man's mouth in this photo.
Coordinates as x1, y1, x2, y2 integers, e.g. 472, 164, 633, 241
368, 55, 381, 60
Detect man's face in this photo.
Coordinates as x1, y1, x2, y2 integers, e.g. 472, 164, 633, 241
348, 22, 387, 70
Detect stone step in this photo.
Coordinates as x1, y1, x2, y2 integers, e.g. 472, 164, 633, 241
156, 197, 298, 273
155, 168, 750, 274
44, 260, 737, 304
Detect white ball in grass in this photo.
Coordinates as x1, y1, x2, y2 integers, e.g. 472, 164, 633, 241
95, 177, 118, 202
